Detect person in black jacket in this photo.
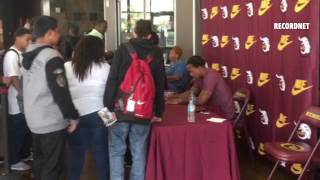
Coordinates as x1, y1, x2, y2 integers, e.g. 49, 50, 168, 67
104, 20, 165, 180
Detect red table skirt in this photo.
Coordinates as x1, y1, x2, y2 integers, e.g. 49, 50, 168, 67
145, 105, 240, 180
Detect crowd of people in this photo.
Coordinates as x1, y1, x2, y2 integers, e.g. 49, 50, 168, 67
1, 15, 234, 180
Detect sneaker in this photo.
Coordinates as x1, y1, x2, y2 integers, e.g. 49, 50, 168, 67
10, 161, 31, 171
23, 154, 33, 162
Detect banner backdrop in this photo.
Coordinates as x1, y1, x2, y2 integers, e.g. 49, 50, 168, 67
201, 0, 319, 175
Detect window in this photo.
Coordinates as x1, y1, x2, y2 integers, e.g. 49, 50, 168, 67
118, 0, 175, 48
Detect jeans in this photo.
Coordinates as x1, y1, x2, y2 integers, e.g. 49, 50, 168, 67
32, 129, 66, 180
8, 113, 31, 165
68, 112, 109, 180
109, 122, 150, 180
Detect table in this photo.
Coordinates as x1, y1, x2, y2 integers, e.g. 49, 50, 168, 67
145, 105, 240, 180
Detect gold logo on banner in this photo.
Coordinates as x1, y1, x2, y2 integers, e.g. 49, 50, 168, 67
245, 35, 257, 50
295, 0, 311, 13
258, 0, 273, 16
257, 73, 271, 87
230, 5, 241, 19
280, 143, 305, 152
291, 79, 313, 96
210, 6, 219, 19
276, 113, 290, 128
230, 68, 241, 80
211, 63, 220, 71
202, 34, 209, 45
246, 104, 256, 116
258, 143, 266, 156
290, 163, 303, 175
305, 112, 320, 121
220, 35, 230, 48
277, 35, 294, 51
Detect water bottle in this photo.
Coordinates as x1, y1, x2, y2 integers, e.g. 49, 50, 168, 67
187, 91, 196, 123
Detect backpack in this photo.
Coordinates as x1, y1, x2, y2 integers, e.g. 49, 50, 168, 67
115, 43, 156, 120
0, 48, 20, 76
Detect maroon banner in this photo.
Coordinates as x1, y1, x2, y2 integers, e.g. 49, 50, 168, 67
200, 0, 319, 175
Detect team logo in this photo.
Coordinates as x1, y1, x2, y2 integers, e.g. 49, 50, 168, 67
212, 63, 220, 71
220, 6, 229, 19
246, 70, 254, 84
210, 6, 219, 19
291, 163, 303, 175
232, 37, 240, 51
295, 0, 311, 13
297, 123, 312, 140
257, 72, 271, 87
259, 109, 269, 125
246, 2, 254, 17
260, 37, 271, 53
278, 35, 293, 51
230, 68, 241, 80
56, 74, 66, 88
275, 74, 286, 92
202, 34, 209, 45
221, 66, 228, 78
234, 101, 241, 114
258, 0, 273, 16
298, 36, 311, 55
280, 0, 288, 13
291, 79, 313, 96
280, 143, 305, 152
245, 35, 257, 50
211, 35, 220, 48
220, 35, 230, 48
276, 113, 290, 128
201, 8, 209, 20
231, 5, 241, 19
246, 104, 256, 116
258, 143, 266, 155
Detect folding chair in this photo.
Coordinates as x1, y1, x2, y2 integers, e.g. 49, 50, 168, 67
232, 88, 254, 161
265, 106, 320, 180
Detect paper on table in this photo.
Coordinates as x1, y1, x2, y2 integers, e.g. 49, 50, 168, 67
206, 117, 226, 123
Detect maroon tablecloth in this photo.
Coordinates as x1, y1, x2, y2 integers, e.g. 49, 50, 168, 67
145, 105, 240, 180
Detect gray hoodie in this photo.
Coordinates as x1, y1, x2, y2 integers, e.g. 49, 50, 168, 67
22, 43, 78, 134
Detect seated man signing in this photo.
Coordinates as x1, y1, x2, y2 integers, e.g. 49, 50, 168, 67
166, 46, 189, 93
166, 56, 234, 119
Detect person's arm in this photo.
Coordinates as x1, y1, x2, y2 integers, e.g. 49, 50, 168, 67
166, 63, 185, 82
153, 49, 166, 118
167, 75, 182, 82
45, 57, 79, 119
196, 90, 213, 105
166, 86, 200, 104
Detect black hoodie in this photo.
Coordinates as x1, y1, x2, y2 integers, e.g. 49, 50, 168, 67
104, 38, 165, 119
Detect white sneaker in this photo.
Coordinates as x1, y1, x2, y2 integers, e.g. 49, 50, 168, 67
10, 161, 31, 171
23, 154, 33, 162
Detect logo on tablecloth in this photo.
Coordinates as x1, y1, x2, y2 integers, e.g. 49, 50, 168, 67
230, 68, 241, 80
211, 35, 219, 48
276, 113, 290, 128
260, 37, 271, 53
258, 0, 273, 16
290, 163, 303, 175
246, 70, 254, 85
220, 35, 230, 48
246, 104, 256, 116
280, 0, 288, 13
280, 143, 305, 151
221, 6, 229, 19
210, 6, 219, 19
297, 123, 312, 140
201, 8, 209, 20
295, 0, 311, 13
246, 2, 254, 17
212, 63, 220, 71
202, 34, 209, 45
298, 36, 311, 55
291, 79, 312, 96
258, 143, 266, 155
234, 101, 241, 114
221, 66, 228, 78
231, 5, 241, 19
278, 35, 294, 51
245, 35, 257, 50
259, 109, 269, 125
275, 74, 286, 92
232, 37, 240, 51
257, 72, 271, 87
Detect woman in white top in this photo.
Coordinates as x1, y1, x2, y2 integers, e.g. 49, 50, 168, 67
65, 36, 110, 180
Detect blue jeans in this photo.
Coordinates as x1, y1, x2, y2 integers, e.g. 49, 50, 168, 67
68, 112, 109, 180
8, 113, 31, 165
109, 122, 150, 180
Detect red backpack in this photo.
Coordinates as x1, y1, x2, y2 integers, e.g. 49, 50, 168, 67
116, 43, 156, 120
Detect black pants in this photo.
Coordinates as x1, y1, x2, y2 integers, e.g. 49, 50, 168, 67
8, 113, 31, 164
32, 129, 66, 180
